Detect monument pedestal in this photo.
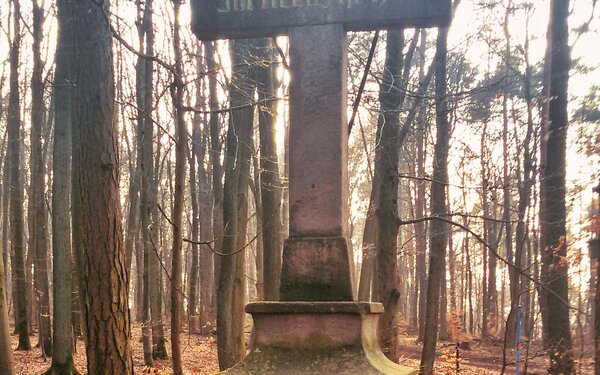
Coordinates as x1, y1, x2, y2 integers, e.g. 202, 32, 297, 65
218, 302, 416, 375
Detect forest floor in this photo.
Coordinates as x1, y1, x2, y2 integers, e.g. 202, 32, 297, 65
11, 324, 219, 375
396, 336, 594, 374
9, 324, 595, 374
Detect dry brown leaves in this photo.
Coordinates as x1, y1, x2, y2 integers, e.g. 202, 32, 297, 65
10, 324, 219, 375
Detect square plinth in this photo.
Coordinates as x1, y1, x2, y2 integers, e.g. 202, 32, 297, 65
218, 302, 416, 375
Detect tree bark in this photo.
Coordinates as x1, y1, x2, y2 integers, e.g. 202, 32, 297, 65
1, 138, 10, 323
7, 0, 30, 351
170, 1, 187, 373
197, 97, 214, 335
134, 0, 155, 365
0, 116, 12, 371
0, 240, 13, 375
255, 39, 283, 301
70, 0, 133, 372
43, 0, 81, 373
188, 62, 202, 334
217, 39, 256, 371
30, 0, 52, 355
373, 30, 404, 362
419, 24, 450, 375
413, 28, 428, 341
205, 41, 224, 323
539, 0, 574, 372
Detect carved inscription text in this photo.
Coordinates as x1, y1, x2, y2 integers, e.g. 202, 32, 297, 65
217, 0, 388, 13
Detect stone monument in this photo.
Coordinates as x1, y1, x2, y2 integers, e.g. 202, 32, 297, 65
191, 1, 450, 373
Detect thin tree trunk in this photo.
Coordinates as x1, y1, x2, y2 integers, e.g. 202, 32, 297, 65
217, 39, 256, 371
480, 120, 494, 339
0, 120, 12, 372
205, 41, 223, 323
501, 2, 517, 353
251, 156, 264, 301
407, 181, 418, 334
0, 110, 12, 370
231, 42, 256, 352
504, 4, 535, 362
198, 104, 214, 335
43, 4, 80, 375
134, 0, 154, 365
1, 140, 10, 319
256, 39, 282, 301
170, 2, 186, 373
420, 24, 450, 375
7, 0, 30, 351
188, 73, 202, 334
0, 239, 13, 374
415, 28, 428, 343
30, 0, 52, 355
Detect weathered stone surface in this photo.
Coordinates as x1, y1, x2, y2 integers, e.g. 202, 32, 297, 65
246, 301, 384, 314
192, 0, 451, 40
218, 302, 416, 374
280, 237, 354, 301
288, 24, 349, 239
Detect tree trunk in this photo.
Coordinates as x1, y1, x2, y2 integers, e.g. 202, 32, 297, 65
251, 156, 264, 301
205, 41, 224, 323
419, 24, 450, 375
170, 2, 187, 373
7, 0, 30, 351
358, 201, 377, 302
43, 0, 80, 372
217, 39, 256, 371
501, 2, 516, 351
30, 0, 52, 355
0, 135, 13, 370
198, 100, 214, 335
539, 0, 574, 372
480, 120, 498, 339
1, 140, 10, 321
188, 62, 202, 334
415, 28, 428, 343
374, 30, 404, 362
70, 0, 133, 371
134, 0, 154, 365
505, 2, 535, 358
0, 239, 13, 374
256, 39, 283, 301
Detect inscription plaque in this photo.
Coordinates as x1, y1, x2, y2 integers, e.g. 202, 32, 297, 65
192, 0, 451, 39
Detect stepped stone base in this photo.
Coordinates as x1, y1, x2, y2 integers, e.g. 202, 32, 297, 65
218, 302, 416, 375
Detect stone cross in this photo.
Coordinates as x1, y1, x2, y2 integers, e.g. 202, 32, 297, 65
192, 0, 450, 302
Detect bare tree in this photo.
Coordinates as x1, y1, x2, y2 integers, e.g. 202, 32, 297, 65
420, 22, 451, 375
539, 0, 574, 372
170, 0, 187, 373
42, 0, 80, 373
7, 0, 30, 351
30, 0, 51, 355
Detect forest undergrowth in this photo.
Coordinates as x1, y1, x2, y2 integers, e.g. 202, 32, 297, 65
9, 323, 595, 374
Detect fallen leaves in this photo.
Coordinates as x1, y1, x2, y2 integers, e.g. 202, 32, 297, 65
10, 323, 219, 375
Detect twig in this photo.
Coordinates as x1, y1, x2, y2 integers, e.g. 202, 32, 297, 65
398, 215, 587, 315
273, 38, 289, 70
348, 31, 379, 134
